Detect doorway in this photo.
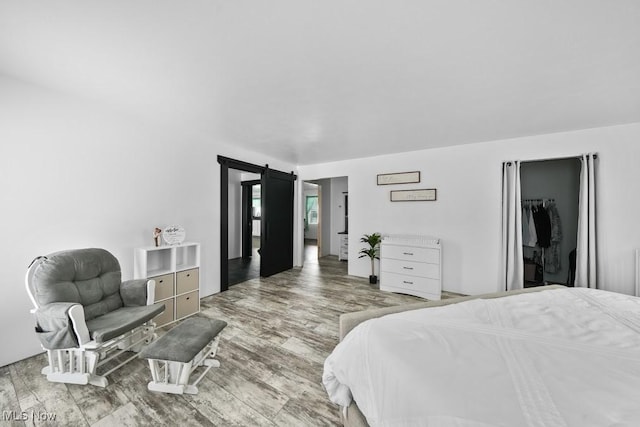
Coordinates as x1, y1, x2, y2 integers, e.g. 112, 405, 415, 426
227, 174, 261, 286
303, 182, 319, 263
300, 176, 348, 268
218, 156, 297, 291
241, 179, 261, 260
521, 158, 581, 286
502, 154, 597, 291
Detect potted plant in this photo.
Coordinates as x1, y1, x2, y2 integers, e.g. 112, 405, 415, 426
358, 232, 382, 284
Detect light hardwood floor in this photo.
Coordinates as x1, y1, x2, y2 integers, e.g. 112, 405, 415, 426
1, 255, 459, 426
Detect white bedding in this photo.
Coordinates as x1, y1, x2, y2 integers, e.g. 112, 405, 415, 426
323, 288, 640, 427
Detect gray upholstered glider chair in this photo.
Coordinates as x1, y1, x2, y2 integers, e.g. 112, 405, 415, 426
25, 248, 165, 387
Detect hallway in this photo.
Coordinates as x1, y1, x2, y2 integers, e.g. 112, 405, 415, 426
228, 237, 260, 286
229, 238, 320, 286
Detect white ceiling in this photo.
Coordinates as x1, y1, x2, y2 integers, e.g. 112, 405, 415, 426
1, 1, 639, 165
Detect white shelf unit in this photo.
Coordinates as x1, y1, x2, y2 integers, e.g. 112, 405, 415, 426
338, 233, 349, 261
380, 235, 442, 300
134, 242, 201, 327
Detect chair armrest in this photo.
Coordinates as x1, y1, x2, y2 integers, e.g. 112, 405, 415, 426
120, 279, 156, 306
34, 302, 86, 349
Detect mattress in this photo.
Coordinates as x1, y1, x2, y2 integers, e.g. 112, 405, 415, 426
323, 287, 640, 427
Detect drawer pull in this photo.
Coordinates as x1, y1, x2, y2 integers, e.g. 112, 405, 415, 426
403, 280, 414, 285
159, 280, 163, 283
403, 252, 414, 256
403, 267, 414, 270
185, 297, 190, 300
186, 274, 190, 277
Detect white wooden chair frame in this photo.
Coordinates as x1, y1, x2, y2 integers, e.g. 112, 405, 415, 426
26, 262, 158, 388
145, 336, 222, 395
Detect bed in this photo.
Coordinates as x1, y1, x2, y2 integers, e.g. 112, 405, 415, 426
322, 285, 640, 426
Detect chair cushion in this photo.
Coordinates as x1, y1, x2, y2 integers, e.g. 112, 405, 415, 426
31, 248, 124, 320
139, 317, 227, 363
86, 303, 165, 343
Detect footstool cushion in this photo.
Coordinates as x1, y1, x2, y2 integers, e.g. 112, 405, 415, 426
139, 317, 227, 363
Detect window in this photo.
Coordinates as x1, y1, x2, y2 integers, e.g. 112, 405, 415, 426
305, 196, 318, 225
252, 198, 261, 219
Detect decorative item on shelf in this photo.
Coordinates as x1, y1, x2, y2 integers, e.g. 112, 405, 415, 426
358, 232, 382, 284
390, 188, 437, 202
153, 227, 162, 247
377, 171, 421, 185
163, 225, 186, 245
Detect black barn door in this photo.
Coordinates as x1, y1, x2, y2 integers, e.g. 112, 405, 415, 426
260, 167, 296, 277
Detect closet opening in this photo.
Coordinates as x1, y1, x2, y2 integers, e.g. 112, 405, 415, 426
502, 153, 597, 291
521, 158, 581, 286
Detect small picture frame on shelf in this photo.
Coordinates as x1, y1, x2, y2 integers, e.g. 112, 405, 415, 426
163, 225, 186, 245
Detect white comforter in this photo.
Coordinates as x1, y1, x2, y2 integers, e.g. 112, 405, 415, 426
323, 288, 640, 427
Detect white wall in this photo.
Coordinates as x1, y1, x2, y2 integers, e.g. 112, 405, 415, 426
0, 76, 296, 367
299, 122, 640, 297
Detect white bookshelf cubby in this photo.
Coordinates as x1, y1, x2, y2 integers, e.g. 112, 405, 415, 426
134, 242, 200, 327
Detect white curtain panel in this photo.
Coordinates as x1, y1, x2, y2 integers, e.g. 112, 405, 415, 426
575, 153, 598, 288
501, 161, 523, 291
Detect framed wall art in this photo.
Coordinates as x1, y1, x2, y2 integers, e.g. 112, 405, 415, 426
377, 171, 420, 185
390, 188, 437, 202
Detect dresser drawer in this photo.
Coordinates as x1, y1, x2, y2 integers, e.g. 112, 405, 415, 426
381, 272, 441, 295
381, 245, 439, 263
381, 258, 440, 279
150, 273, 175, 302
154, 299, 174, 327
176, 268, 199, 294
176, 290, 199, 319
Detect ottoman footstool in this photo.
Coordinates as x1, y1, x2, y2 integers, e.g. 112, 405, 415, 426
139, 317, 227, 395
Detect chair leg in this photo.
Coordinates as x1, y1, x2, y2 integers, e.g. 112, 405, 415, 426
145, 338, 223, 395
44, 350, 92, 385
40, 324, 156, 387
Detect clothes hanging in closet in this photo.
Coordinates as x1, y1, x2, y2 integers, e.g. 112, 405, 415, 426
545, 201, 563, 273
522, 205, 530, 245
532, 204, 552, 248
522, 205, 538, 247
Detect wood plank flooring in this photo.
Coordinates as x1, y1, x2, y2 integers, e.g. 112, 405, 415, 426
1, 255, 460, 426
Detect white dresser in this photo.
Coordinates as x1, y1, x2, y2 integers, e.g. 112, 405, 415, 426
380, 235, 441, 300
